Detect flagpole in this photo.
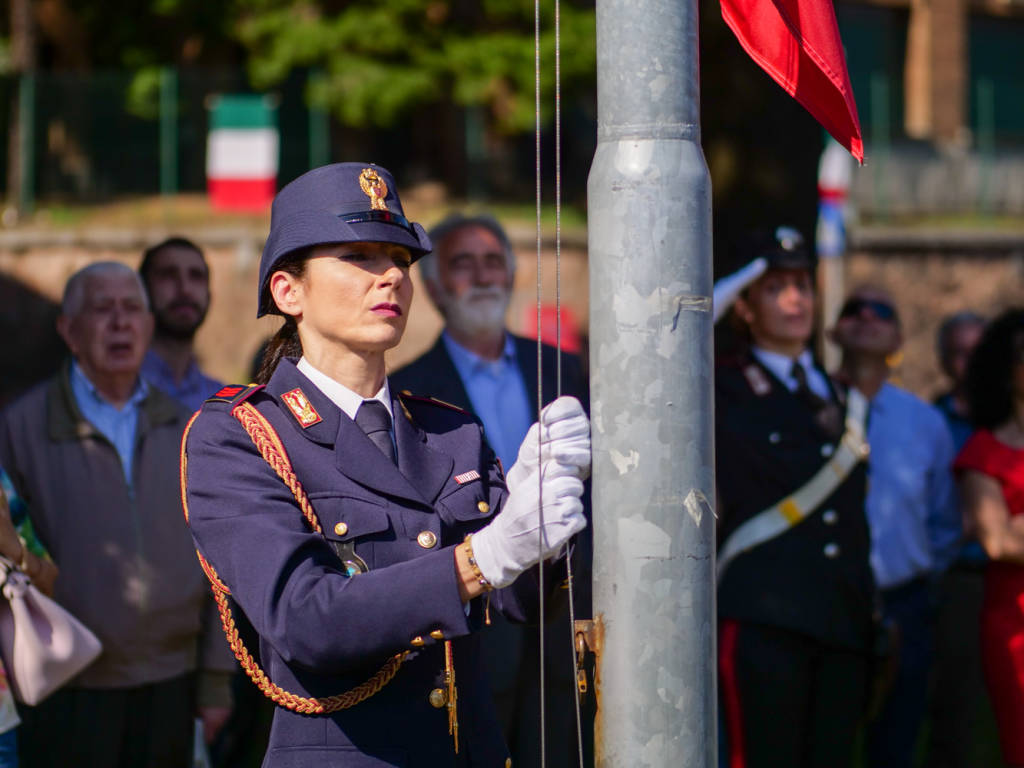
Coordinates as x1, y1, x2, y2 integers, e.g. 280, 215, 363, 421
586, 0, 716, 763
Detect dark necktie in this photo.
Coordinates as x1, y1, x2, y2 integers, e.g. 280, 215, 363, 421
790, 361, 828, 411
355, 400, 397, 465
790, 361, 843, 440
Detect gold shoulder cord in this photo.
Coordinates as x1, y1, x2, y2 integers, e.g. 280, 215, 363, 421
180, 403, 406, 715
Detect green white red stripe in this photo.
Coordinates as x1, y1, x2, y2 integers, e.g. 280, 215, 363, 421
206, 95, 279, 211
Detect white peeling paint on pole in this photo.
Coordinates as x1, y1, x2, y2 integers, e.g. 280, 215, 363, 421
587, 0, 715, 764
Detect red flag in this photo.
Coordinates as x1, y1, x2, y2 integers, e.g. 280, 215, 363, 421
720, 0, 864, 162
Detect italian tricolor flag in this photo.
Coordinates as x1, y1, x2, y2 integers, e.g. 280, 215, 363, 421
206, 95, 279, 211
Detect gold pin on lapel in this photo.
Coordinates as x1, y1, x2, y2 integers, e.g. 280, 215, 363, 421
281, 388, 322, 428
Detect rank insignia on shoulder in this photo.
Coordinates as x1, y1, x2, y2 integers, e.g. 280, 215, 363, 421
281, 388, 323, 428
454, 470, 481, 485
743, 365, 772, 396
205, 383, 264, 406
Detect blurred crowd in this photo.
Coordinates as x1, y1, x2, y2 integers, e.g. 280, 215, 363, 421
0, 215, 1019, 768
715, 228, 1022, 768
0, 214, 590, 768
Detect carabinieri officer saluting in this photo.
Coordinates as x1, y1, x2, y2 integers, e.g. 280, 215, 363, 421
714, 228, 875, 768
181, 163, 590, 767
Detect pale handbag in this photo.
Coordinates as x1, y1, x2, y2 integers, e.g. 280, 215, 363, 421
0, 555, 101, 705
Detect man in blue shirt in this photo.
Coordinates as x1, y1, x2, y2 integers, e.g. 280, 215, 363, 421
139, 237, 222, 412
390, 213, 589, 768
831, 286, 959, 768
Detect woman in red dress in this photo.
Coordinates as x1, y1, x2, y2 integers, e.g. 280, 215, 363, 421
957, 307, 1024, 768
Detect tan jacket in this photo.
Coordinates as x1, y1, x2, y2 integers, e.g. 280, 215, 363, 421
0, 364, 235, 691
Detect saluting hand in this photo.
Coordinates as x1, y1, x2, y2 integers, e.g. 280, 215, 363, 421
507, 396, 591, 491
470, 461, 586, 589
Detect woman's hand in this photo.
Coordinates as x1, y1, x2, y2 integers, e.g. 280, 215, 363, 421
0, 494, 22, 565
961, 470, 1024, 564
24, 553, 58, 597
468, 461, 586, 589
0, 493, 58, 595
506, 396, 591, 491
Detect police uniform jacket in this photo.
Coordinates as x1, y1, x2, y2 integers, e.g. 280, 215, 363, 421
715, 352, 874, 652
184, 358, 561, 767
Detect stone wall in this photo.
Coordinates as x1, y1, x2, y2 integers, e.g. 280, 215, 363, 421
0, 228, 590, 401
1, 226, 1021, 406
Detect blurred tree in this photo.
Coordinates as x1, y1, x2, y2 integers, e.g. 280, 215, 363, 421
232, 0, 595, 134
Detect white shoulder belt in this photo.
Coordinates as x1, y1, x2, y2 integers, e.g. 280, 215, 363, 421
716, 388, 869, 584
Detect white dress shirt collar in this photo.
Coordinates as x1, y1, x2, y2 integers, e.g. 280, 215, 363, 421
296, 357, 392, 422
751, 346, 830, 399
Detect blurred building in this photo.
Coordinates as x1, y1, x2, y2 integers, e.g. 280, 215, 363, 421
838, 0, 1024, 215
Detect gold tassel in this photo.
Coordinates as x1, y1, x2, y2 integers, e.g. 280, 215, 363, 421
444, 640, 459, 753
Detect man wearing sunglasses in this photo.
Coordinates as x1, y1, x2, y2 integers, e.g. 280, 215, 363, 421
831, 286, 959, 768
715, 228, 875, 768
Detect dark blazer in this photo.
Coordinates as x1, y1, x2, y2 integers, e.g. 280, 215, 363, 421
390, 335, 592, 768
715, 352, 875, 652
184, 358, 561, 767
389, 334, 588, 420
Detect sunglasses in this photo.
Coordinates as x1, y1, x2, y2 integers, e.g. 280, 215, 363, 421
839, 298, 897, 322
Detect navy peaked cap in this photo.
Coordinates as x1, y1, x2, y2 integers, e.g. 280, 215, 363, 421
739, 226, 814, 273
257, 162, 432, 317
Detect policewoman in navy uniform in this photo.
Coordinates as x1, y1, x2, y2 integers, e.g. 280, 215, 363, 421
181, 163, 590, 767
714, 229, 875, 767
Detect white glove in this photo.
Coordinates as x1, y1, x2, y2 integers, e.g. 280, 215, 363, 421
506, 396, 591, 492
471, 462, 586, 588
712, 257, 767, 323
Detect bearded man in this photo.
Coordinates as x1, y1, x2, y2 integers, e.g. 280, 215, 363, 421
139, 237, 222, 411
391, 213, 590, 768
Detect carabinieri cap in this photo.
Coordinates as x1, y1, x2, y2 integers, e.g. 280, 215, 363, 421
257, 162, 432, 317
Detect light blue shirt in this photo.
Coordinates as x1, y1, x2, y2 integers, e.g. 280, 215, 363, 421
866, 382, 960, 589
69, 361, 148, 486
442, 332, 533, 470
141, 349, 222, 414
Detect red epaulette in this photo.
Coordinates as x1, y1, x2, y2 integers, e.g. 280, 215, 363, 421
204, 383, 266, 407
397, 390, 469, 415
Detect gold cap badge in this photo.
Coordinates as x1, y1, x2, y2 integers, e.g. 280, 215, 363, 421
359, 168, 389, 211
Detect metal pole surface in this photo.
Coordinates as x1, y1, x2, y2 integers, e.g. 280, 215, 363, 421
587, 0, 715, 764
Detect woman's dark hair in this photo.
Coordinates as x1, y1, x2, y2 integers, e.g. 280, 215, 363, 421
254, 249, 310, 384
965, 307, 1024, 429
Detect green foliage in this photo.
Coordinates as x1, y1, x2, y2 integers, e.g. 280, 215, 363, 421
232, 0, 596, 132
125, 66, 164, 120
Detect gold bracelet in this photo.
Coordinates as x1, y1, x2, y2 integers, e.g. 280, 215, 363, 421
462, 534, 494, 592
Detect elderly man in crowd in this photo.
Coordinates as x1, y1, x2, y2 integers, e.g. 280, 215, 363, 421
0, 262, 234, 768
391, 213, 590, 768
139, 237, 222, 411
830, 286, 959, 768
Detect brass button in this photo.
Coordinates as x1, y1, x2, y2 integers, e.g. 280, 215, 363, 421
334, 522, 348, 536
505, 759, 512, 768
428, 687, 448, 708
430, 629, 444, 640
477, 500, 490, 514
417, 531, 438, 549
411, 636, 424, 647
